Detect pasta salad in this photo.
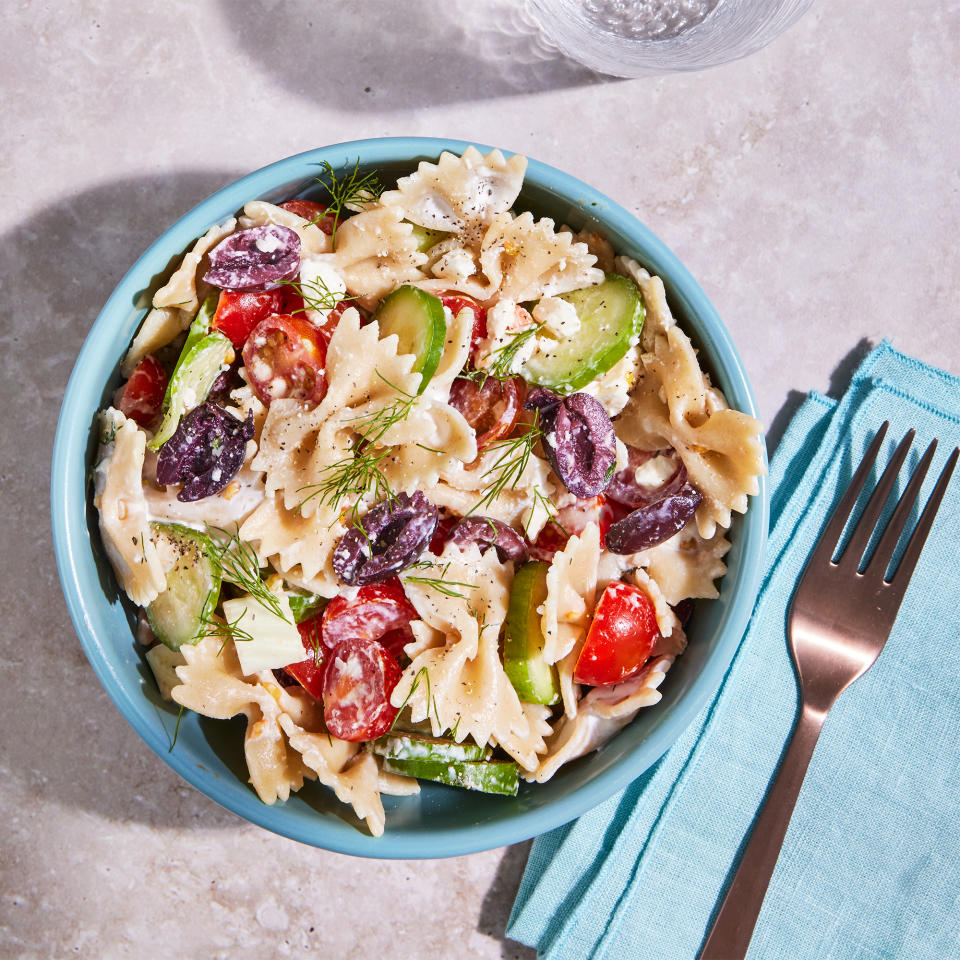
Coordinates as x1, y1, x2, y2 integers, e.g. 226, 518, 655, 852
93, 147, 764, 836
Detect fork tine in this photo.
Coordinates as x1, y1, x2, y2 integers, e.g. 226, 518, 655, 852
808, 421, 889, 567
863, 438, 937, 578
885, 446, 959, 587
837, 427, 915, 568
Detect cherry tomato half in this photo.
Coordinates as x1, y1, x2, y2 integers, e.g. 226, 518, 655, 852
212, 289, 286, 348
573, 581, 661, 687
529, 495, 617, 563
284, 624, 328, 701
448, 376, 523, 450
279, 200, 337, 236
310, 297, 358, 344
323, 638, 401, 741
321, 579, 418, 654
440, 293, 487, 357
119, 356, 168, 428
242, 314, 327, 406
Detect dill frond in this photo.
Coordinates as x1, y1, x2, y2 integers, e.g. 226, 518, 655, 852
468, 411, 543, 515
276, 274, 356, 314
404, 561, 476, 600
205, 527, 289, 622
314, 159, 384, 249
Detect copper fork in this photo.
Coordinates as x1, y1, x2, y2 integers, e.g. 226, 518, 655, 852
700, 422, 959, 960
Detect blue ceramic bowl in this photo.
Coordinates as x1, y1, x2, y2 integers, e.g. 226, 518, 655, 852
51, 137, 768, 859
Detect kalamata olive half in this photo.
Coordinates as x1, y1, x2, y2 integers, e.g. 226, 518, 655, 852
203, 224, 301, 290
155, 402, 254, 502
524, 388, 617, 499
451, 517, 529, 564
606, 446, 687, 509
333, 492, 439, 586
604, 483, 703, 554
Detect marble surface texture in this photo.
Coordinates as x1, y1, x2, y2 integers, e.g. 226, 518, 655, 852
2, 0, 958, 957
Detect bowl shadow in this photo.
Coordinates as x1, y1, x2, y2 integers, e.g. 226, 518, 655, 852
0, 169, 247, 831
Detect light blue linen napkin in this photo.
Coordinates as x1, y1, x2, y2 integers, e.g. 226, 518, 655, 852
508, 342, 960, 960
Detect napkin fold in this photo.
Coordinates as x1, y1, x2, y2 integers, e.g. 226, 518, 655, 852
508, 342, 960, 960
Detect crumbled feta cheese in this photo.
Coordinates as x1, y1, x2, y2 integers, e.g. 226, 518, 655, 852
615, 437, 629, 472
431, 246, 476, 283
487, 299, 522, 342
634, 454, 678, 487
255, 232, 283, 253
300, 253, 347, 324
533, 296, 581, 339
475, 299, 537, 373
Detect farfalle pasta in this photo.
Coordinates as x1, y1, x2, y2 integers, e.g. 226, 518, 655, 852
92, 147, 764, 834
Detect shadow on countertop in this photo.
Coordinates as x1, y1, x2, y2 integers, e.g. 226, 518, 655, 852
765, 337, 875, 456
214, 0, 606, 111
0, 170, 246, 831
479, 842, 538, 960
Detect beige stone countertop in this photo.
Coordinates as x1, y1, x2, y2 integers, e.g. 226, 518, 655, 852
2, 0, 958, 957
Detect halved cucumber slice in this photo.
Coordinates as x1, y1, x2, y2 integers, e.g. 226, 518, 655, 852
372, 285, 446, 393
173, 294, 218, 378
369, 731, 491, 763
503, 561, 560, 705
146, 522, 221, 650
521, 273, 644, 394
382, 757, 519, 796
148, 297, 232, 451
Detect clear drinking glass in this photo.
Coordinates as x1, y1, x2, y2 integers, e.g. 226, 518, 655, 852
527, 0, 814, 77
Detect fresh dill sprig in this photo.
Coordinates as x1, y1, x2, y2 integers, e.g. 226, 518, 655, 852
345, 372, 418, 445
405, 561, 476, 600
169, 704, 185, 753
276, 274, 357, 314
387, 666, 435, 734
314, 159, 384, 249
526, 486, 561, 538
296, 373, 416, 515
193, 591, 256, 655
463, 323, 544, 387
205, 526, 289, 622
296, 443, 393, 517
449, 715, 461, 740
470, 605, 494, 638
469, 411, 543, 515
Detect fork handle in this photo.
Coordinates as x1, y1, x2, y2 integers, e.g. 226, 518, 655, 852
698, 705, 826, 960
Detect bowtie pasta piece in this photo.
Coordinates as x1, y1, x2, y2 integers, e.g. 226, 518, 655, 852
331, 206, 427, 308
479, 211, 605, 303
153, 217, 237, 315
616, 258, 765, 539
93, 409, 167, 606
240, 492, 347, 599
238, 200, 332, 256
380, 146, 527, 244
393, 544, 547, 768
527, 656, 674, 784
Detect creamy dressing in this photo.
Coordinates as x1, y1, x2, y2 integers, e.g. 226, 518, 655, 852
142, 451, 265, 528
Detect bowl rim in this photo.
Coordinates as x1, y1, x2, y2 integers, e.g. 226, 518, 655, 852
51, 136, 768, 859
